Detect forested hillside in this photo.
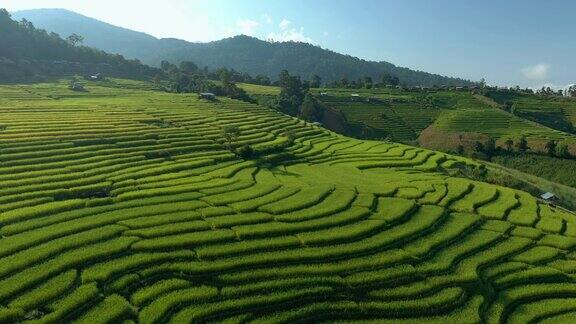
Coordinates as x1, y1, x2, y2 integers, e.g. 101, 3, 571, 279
0, 9, 157, 82
148, 35, 475, 87
12, 9, 475, 87
11, 8, 159, 61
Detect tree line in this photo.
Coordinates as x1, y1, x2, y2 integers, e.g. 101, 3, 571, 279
152, 35, 475, 88
156, 61, 325, 122
156, 60, 251, 102
469, 136, 572, 162
326, 74, 400, 89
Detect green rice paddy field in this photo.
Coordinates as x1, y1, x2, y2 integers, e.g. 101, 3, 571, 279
0, 80, 576, 323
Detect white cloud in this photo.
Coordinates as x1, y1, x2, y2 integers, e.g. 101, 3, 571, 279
236, 19, 259, 36
279, 19, 291, 30
521, 63, 550, 80
267, 27, 313, 43
262, 13, 272, 24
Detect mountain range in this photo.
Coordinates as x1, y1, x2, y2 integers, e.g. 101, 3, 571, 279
12, 8, 474, 87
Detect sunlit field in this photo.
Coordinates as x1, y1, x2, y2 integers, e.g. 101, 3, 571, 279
0, 80, 575, 323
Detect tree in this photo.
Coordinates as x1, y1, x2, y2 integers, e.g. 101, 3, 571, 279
235, 145, 254, 159
363, 76, 373, 89
456, 145, 465, 156
283, 130, 296, 146
160, 60, 172, 71
473, 141, 485, 154
381, 73, 399, 86
179, 61, 199, 74
277, 70, 307, 116
516, 136, 529, 152
310, 75, 322, 88
567, 85, 576, 97
152, 73, 162, 86
479, 78, 486, 89
556, 144, 570, 158
503, 101, 513, 113
18, 18, 34, 31
221, 125, 240, 150
223, 82, 251, 101
219, 68, 232, 87
544, 140, 557, 156
300, 93, 320, 122
0, 8, 10, 18
504, 138, 514, 152
160, 61, 178, 76
484, 138, 497, 158
254, 74, 271, 85
66, 33, 84, 47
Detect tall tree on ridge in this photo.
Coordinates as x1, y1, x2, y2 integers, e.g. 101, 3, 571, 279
544, 140, 557, 157
310, 75, 321, 88
516, 136, 529, 152
66, 33, 84, 47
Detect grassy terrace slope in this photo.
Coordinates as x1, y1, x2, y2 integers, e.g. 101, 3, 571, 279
486, 90, 576, 134
313, 88, 441, 142
310, 88, 574, 146
0, 80, 576, 323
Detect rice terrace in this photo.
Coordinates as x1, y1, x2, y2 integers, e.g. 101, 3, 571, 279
1, 1, 576, 323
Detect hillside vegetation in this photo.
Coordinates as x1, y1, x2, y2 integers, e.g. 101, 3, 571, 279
485, 90, 576, 134
0, 9, 156, 82
12, 8, 475, 87
0, 79, 575, 322
492, 154, 576, 188
305, 88, 575, 147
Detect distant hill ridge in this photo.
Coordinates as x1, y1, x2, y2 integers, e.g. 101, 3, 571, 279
12, 8, 475, 87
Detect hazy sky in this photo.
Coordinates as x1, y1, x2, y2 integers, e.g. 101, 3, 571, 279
4, 0, 576, 88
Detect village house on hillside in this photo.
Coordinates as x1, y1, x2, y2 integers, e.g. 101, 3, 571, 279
540, 192, 558, 205
199, 92, 216, 100
90, 73, 103, 80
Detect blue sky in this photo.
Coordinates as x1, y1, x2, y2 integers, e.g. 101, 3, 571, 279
4, 0, 576, 88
